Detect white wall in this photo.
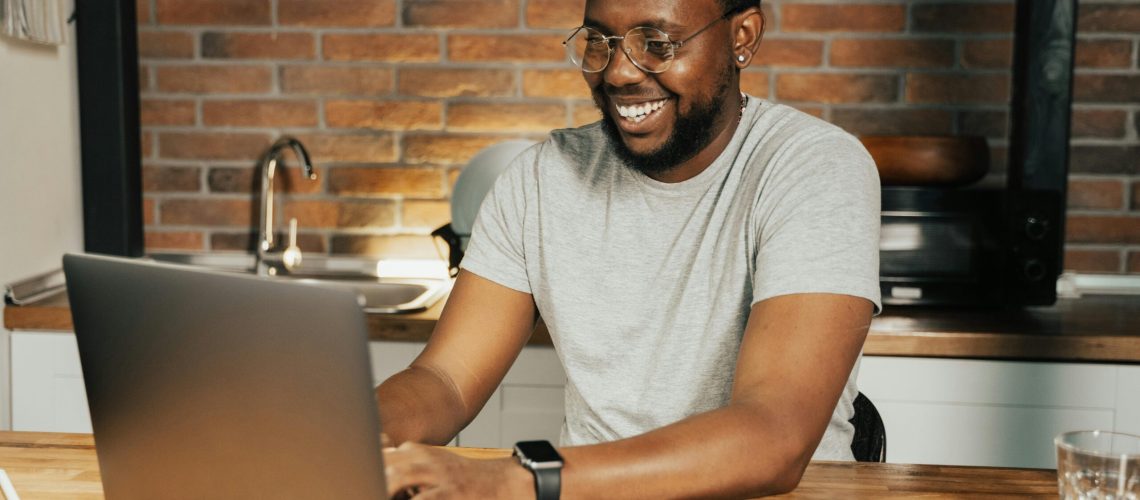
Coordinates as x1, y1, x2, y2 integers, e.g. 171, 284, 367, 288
0, 28, 85, 430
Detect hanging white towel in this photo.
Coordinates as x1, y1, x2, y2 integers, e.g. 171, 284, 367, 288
1, 0, 66, 46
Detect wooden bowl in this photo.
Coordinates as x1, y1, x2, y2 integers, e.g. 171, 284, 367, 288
860, 135, 990, 187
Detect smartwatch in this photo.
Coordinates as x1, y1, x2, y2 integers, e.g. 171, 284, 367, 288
513, 440, 563, 500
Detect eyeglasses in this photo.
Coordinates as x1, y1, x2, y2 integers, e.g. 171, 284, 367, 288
562, 11, 734, 74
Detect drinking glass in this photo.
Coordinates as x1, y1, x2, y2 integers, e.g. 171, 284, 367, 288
1055, 430, 1140, 500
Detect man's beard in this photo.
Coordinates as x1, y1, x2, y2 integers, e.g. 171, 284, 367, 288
593, 76, 733, 178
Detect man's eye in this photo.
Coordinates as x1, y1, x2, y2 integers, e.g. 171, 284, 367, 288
645, 40, 672, 55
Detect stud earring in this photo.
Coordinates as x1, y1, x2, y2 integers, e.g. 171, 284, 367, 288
737, 54, 746, 63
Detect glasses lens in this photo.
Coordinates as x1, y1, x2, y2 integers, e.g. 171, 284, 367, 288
626, 27, 674, 73
567, 27, 612, 72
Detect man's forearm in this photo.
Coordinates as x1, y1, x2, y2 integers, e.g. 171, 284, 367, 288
556, 402, 820, 499
375, 364, 469, 446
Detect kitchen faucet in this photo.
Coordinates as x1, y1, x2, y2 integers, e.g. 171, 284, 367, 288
257, 136, 316, 276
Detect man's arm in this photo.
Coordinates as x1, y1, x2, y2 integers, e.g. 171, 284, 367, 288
555, 292, 872, 498
383, 292, 871, 498
375, 270, 538, 445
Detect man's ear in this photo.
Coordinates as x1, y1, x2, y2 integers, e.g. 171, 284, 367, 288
732, 7, 765, 68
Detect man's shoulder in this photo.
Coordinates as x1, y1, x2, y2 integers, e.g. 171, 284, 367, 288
546, 121, 610, 159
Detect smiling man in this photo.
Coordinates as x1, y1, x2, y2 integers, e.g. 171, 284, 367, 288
375, 0, 881, 497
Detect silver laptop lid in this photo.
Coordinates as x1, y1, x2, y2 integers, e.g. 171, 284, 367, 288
63, 253, 386, 499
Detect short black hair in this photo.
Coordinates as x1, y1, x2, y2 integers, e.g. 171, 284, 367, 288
718, 0, 760, 15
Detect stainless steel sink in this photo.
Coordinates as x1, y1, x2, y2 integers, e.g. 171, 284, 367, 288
148, 252, 451, 314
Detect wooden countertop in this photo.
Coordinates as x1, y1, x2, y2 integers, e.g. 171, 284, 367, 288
5, 290, 1140, 363
0, 431, 1058, 498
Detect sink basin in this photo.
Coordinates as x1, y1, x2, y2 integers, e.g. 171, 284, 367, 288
148, 252, 451, 314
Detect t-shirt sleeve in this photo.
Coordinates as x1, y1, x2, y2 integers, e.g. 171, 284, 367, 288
458, 147, 537, 295
751, 131, 883, 314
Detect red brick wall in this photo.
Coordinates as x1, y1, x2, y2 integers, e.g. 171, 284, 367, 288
137, 0, 1140, 274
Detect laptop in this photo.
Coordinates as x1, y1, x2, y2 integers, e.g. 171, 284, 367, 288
63, 253, 387, 499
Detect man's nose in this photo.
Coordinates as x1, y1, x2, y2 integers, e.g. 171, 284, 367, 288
603, 44, 646, 87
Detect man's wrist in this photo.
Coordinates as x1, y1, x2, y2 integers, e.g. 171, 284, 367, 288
501, 457, 539, 499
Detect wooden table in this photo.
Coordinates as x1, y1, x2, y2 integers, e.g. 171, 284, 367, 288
0, 431, 1059, 498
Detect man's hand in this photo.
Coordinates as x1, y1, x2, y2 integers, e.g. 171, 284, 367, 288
384, 442, 533, 500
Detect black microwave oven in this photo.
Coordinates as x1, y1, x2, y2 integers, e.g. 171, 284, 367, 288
878, 0, 1076, 308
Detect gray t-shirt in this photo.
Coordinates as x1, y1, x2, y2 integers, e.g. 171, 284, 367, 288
462, 98, 882, 460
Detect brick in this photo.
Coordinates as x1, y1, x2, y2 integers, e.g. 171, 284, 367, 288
201, 32, 314, 60
572, 103, 602, 127
160, 199, 253, 226
830, 109, 953, 136
781, 4, 905, 32
1066, 215, 1140, 244
139, 64, 150, 91
526, 0, 584, 29
278, 0, 396, 27
210, 232, 325, 253
208, 166, 323, 194
831, 39, 953, 68
404, 0, 518, 29
739, 71, 769, 98
297, 133, 398, 163
1075, 39, 1134, 68
281, 66, 392, 96
323, 34, 440, 62
776, 73, 897, 103
912, 3, 1014, 33
328, 167, 446, 197
137, 0, 152, 23
1069, 146, 1140, 175
141, 131, 154, 158
1071, 109, 1127, 139
958, 110, 1007, 138
447, 103, 565, 132
906, 74, 1009, 104
138, 31, 194, 59
156, 0, 270, 25
141, 99, 196, 126
326, 100, 443, 131
283, 200, 396, 229
523, 69, 591, 99
331, 234, 438, 258
754, 39, 823, 68
961, 39, 1012, 69
1068, 178, 1124, 210
143, 166, 201, 192
143, 198, 156, 225
398, 69, 514, 98
145, 231, 206, 251
1074, 75, 1140, 103
201, 99, 318, 127
448, 35, 566, 63
159, 132, 270, 160
403, 135, 514, 165
1078, 4, 1140, 33
156, 65, 272, 93
1129, 251, 1140, 274
1063, 249, 1121, 273
403, 200, 451, 228
1133, 182, 1140, 210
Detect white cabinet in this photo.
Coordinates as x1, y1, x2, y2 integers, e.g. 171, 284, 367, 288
10, 331, 91, 433
857, 356, 1137, 469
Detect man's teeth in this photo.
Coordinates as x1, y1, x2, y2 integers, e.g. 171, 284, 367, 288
616, 99, 667, 123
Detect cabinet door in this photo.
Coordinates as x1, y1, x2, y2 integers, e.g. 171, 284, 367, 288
858, 356, 1117, 468
11, 331, 92, 433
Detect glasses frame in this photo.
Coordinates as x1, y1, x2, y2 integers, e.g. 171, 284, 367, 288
563, 9, 737, 74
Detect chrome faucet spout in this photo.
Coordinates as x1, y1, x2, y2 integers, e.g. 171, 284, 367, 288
257, 136, 317, 275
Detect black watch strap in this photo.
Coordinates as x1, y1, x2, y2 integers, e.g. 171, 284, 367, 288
533, 465, 561, 500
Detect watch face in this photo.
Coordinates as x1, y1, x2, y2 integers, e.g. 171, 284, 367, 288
516, 440, 562, 463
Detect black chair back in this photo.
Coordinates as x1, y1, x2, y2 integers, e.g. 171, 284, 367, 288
848, 392, 886, 462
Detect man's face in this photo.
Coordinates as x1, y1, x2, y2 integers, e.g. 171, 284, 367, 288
582, 0, 738, 177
